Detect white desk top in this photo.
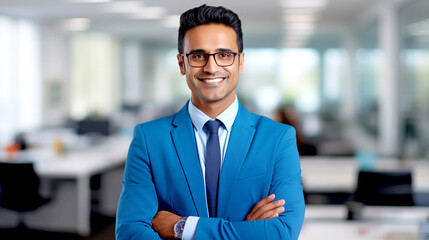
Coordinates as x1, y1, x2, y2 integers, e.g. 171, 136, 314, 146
305, 204, 429, 222
300, 156, 429, 193
1, 135, 131, 179
301, 205, 429, 240
300, 221, 419, 240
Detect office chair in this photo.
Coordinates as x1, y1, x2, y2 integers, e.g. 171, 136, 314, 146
354, 170, 414, 206
0, 162, 51, 228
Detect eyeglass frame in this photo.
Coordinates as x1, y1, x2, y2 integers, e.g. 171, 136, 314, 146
183, 51, 239, 67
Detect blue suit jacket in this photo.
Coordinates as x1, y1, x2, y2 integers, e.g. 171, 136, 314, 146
116, 102, 305, 239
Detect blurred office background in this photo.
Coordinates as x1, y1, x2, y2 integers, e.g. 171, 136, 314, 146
1, 0, 429, 239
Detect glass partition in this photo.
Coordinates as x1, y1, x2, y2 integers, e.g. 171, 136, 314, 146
399, 0, 429, 159
355, 20, 381, 137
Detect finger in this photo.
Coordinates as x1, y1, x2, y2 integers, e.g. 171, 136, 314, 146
248, 199, 285, 221
259, 206, 285, 220
250, 199, 285, 220
246, 194, 275, 220
249, 194, 275, 215
253, 194, 275, 211
248, 207, 278, 221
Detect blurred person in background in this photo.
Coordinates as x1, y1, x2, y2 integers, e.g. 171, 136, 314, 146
116, 4, 305, 240
274, 104, 317, 156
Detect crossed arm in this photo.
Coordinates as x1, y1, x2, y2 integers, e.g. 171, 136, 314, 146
152, 194, 286, 238
116, 124, 305, 240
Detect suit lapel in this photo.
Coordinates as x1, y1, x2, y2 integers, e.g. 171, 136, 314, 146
171, 104, 208, 217
217, 105, 256, 218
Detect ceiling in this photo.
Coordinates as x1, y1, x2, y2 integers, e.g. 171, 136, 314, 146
0, 0, 381, 48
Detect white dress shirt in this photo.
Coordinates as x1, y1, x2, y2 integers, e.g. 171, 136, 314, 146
181, 96, 239, 240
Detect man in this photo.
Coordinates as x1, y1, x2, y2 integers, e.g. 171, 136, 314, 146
116, 4, 305, 240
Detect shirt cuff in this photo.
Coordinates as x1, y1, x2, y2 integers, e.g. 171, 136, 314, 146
181, 216, 199, 240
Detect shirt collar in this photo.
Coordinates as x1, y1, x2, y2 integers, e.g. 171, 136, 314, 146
188, 96, 238, 132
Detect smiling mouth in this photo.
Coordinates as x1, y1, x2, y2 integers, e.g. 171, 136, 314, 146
199, 77, 225, 83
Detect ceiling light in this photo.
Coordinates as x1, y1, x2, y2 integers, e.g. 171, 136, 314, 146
280, 0, 327, 9
284, 29, 315, 37
101, 1, 145, 13
129, 7, 166, 19
66, 0, 111, 3
284, 22, 315, 31
283, 9, 318, 15
163, 15, 181, 28
283, 14, 318, 23
61, 18, 91, 31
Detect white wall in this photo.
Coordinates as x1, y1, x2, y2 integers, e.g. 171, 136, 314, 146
41, 24, 71, 127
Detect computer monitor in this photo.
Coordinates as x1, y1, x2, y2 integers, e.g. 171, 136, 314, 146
76, 119, 110, 136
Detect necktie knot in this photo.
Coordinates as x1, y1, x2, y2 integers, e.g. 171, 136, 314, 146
205, 120, 222, 134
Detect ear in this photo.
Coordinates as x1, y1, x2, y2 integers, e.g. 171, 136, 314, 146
177, 54, 186, 75
238, 52, 245, 74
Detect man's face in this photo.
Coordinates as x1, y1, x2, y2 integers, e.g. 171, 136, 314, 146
177, 23, 244, 109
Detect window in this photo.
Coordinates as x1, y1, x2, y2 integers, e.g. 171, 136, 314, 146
0, 16, 41, 146
69, 32, 120, 120
240, 48, 320, 114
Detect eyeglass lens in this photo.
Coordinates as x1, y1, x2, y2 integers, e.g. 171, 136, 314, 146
188, 52, 236, 67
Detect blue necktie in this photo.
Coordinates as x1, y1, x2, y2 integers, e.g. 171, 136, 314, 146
204, 120, 222, 217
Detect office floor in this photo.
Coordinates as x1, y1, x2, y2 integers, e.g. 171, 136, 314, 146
0, 212, 115, 240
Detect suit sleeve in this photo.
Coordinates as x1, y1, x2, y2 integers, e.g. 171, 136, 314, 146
194, 126, 305, 240
115, 125, 162, 240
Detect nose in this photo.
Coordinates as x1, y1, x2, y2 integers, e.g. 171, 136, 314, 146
203, 55, 220, 74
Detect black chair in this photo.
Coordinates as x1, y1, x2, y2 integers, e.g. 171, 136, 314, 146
354, 170, 414, 206
0, 162, 51, 228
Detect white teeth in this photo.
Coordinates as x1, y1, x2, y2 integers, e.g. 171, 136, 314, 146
203, 78, 223, 83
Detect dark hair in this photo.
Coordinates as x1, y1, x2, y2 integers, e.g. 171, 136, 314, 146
178, 4, 243, 54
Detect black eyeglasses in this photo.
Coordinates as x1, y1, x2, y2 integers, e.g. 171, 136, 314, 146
184, 52, 238, 67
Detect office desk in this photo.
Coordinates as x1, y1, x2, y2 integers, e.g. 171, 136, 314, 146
0, 135, 130, 236
301, 205, 429, 240
300, 156, 429, 194
300, 221, 419, 240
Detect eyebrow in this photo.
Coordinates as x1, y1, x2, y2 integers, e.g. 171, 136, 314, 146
188, 48, 234, 54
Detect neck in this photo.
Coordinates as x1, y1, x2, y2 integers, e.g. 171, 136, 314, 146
192, 95, 235, 119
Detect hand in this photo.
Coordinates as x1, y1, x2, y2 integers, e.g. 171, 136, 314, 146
152, 210, 182, 239
245, 194, 285, 221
